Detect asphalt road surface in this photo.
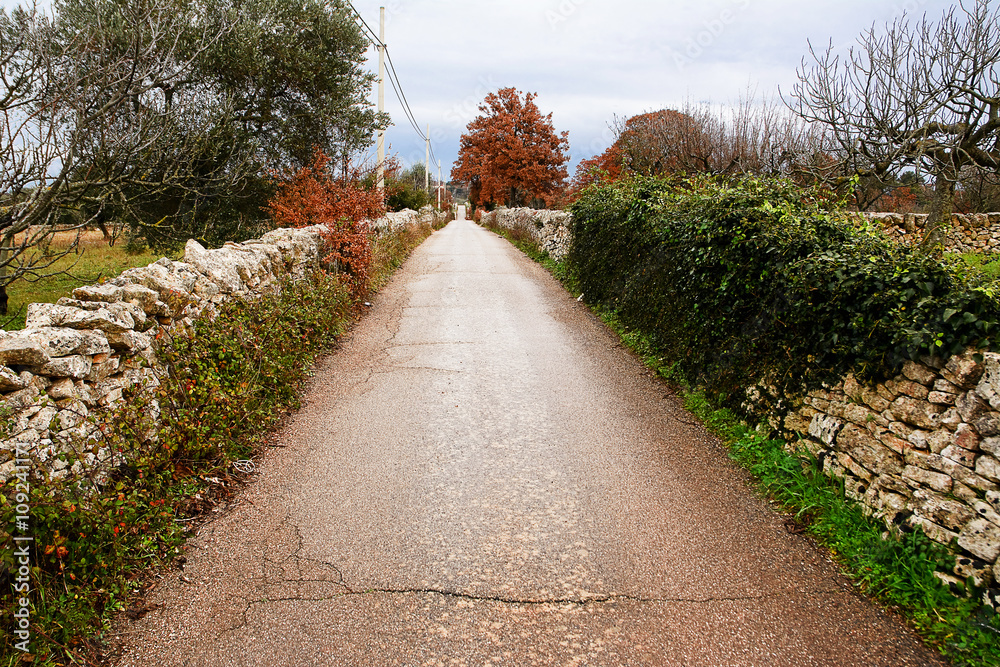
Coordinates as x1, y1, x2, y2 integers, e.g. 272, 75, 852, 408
114, 213, 944, 666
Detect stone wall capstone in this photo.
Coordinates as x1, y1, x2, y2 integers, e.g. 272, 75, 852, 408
0, 208, 446, 484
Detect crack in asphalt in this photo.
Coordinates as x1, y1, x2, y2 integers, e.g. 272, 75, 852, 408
215, 515, 351, 639
212, 514, 843, 634
339, 587, 843, 607
387, 341, 478, 347
384, 365, 465, 373
237, 585, 845, 609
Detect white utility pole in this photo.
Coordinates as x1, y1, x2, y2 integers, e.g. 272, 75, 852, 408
425, 124, 430, 194
437, 160, 442, 209
376, 6, 386, 192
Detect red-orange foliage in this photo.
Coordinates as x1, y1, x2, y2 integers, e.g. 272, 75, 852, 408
565, 100, 830, 205
564, 144, 625, 202
266, 150, 384, 298
871, 185, 920, 213
451, 87, 569, 209
562, 110, 700, 204
614, 109, 713, 175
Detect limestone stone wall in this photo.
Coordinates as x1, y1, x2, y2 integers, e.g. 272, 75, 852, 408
483, 208, 1000, 257
863, 212, 1000, 253
0, 209, 445, 483
478, 207, 572, 261
372, 205, 446, 232
780, 352, 1000, 604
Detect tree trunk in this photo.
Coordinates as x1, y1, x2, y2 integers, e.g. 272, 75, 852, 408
0, 233, 10, 316
919, 175, 956, 254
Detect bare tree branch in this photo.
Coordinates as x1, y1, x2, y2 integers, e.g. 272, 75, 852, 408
784, 0, 1000, 250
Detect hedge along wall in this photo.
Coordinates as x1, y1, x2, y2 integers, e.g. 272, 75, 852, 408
0, 208, 445, 484
488, 177, 1000, 606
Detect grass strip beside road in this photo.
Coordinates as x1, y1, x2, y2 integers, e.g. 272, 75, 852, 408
2, 232, 164, 331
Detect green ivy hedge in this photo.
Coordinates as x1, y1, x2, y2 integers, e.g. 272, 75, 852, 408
569, 175, 1000, 416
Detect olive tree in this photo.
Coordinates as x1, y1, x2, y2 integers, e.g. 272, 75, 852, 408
189, 0, 386, 174
0, 0, 384, 315
786, 0, 1000, 249
0, 0, 245, 314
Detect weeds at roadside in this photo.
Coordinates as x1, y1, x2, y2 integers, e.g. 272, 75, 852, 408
484, 222, 1000, 667
680, 388, 1000, 666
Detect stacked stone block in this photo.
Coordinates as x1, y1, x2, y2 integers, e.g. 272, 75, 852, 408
479, 207, 572, 261
782, 351, 1000, 604
0, 225, 331, 483
864, 212, 1000, 253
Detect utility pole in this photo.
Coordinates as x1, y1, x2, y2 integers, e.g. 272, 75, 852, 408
437, 160, 442, 209
425, 124, 430, 194
376, 6, 386, 192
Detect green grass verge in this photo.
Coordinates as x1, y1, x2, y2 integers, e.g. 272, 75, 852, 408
482, 219, 1000, 667
681, 389, 999, 666
3, 233, 165, 331
0, 223, 435, 666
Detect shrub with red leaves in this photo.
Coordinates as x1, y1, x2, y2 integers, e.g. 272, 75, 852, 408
267, 150, 385, 298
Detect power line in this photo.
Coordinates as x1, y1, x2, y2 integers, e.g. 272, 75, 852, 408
345, 2, 438, 166
385, 55, 426, 140
385, 50, 426, 140
345, 2, 380, 44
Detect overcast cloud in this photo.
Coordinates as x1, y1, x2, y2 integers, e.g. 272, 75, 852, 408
351, 0, 958, 178
1, 0, 962, 178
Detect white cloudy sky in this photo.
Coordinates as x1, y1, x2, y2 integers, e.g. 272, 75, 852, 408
1, 0, 961, 179
351, 0, 958, 178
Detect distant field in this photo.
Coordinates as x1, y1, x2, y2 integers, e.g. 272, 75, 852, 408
2, 229, 168, 331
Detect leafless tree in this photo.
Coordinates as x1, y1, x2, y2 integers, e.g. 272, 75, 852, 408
612, 92, 828, 180
0, 0, 247, 314
785, 0, 1000, 250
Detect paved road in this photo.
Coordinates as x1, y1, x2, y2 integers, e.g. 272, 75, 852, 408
114, 215, 943, 666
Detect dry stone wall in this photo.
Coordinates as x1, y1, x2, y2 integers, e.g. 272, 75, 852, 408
479, 207, 572, 261
780, 353, 1000, 604
0, 208, 445, 484
864, 211, 1000, 253
479, 206, 1000, 605
373, 205, 445, 232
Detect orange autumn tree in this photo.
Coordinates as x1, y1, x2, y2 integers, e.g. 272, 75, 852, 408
564, 143, 625, 202
266, 149, 384, 297
562, 110, 703, 205
451, 87, 569, 209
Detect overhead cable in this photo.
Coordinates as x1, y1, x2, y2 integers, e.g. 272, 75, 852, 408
346, 1, 435, 154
